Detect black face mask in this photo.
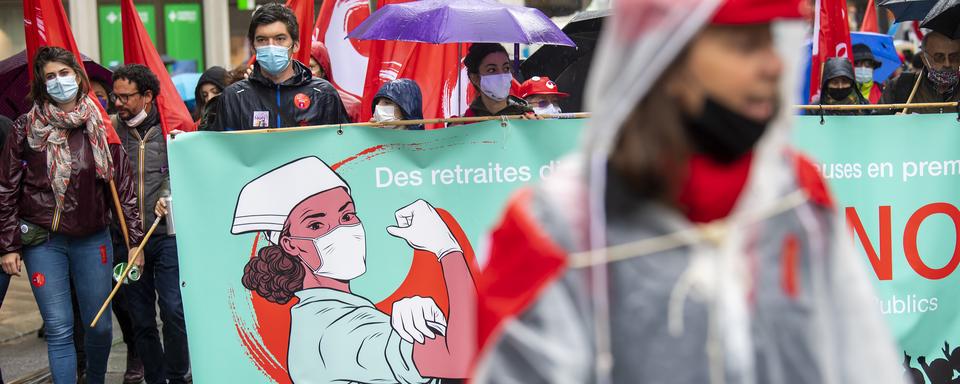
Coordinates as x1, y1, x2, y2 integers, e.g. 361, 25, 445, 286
827, 86, 853, 101
684, 97, 771, 164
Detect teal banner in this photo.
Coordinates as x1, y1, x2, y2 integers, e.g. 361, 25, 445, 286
794, 114, 960, 383
168, 120, 583, 383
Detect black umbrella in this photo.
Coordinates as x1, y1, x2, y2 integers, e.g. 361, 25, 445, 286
520, 9, 609, 113
879, 0, 939, 22
0, 50, 113, 120
921, 0, 960, 38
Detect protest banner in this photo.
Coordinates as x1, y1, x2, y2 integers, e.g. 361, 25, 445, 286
168, 119, 583, 383
794, 114, 960, 381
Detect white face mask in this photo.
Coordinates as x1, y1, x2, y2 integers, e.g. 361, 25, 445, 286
855, 67, 874, 83
290, 223, 366, 280
373, 104, 400, 123
479, 73, 513, 101
124, 108, 148, 127
533, 104, 561, 116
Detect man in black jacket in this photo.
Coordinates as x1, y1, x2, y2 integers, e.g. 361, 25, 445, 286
213, 3, 349, 131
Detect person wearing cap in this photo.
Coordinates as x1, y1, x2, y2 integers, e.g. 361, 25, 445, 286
309, 41, 362, 123
369, 79, 425, 130
472, 0, 901, 382
853, 44, 884, 104
812, 57, 869, 115
881, 31, 960, 113
520, 76, 569, 116
232, 157, 477, 383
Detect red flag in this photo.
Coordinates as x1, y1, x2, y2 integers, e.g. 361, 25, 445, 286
475, 190, 567, 351
286, 0, 315, 67
24, 0, 121, 144
809, 0, 853, 102
860, 0, 878, 33
314, 0, 375, 100
121, 0, 195, 135
359, 0, 468, 126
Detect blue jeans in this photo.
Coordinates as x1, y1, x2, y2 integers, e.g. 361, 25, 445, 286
127, 234, 190, 384
21, 229, 113, 384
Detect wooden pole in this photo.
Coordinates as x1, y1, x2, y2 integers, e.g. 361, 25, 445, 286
109, 179, 131, 250
226, 112, 593, 135
794, 101, 959, 111
90, 217, 162, 328
903, 68, 925, 114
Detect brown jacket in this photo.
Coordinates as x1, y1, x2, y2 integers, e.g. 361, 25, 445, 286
0, 113, 144, 254
880, 71, 960, 114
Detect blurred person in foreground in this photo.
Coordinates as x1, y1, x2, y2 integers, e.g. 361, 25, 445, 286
472, 0, 901, 383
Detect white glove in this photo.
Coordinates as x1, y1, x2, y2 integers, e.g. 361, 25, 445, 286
391, 296, 448, 344
386, 199, 462, 260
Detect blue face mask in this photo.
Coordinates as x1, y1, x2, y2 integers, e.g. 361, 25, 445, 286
45, 75, 79, 104
256, 45, 291, 75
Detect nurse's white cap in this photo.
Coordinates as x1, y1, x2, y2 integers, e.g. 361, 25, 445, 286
231, 156, 349, 244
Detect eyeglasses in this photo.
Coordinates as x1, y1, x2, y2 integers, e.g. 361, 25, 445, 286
109, 92, 140, 105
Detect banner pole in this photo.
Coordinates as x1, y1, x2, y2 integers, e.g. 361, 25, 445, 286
90, 217, 162, 328
903, 68, 925, 114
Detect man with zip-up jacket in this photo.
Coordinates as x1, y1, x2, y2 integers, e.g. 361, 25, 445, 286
111, 64, 191, 384
213, 3, 349, 131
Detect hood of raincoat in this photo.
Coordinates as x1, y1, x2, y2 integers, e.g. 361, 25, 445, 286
310, 41, 333, 80
373, 79, 425, 130
194, 66, 228, 115
821, 57, 855, 89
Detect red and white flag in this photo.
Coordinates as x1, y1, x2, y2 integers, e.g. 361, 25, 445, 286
810, 0, 853, 102
315, 0, 469, 125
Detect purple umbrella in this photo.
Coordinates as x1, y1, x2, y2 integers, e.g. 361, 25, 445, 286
0, 50, 113, 120
347, 0, 576, 46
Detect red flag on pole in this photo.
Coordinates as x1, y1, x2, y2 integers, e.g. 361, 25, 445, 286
860, 0, 879, 33
358, 0, 468, 126
313, 0, 374, 100
809, 0, 853, 102
286, 0, 315, 67
121, 0, 196, 135
24, 0, 121, 144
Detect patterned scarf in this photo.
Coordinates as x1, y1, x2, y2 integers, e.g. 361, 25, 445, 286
26, 96, 113, 206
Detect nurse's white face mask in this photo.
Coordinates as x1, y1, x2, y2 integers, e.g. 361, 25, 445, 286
290, 223, 366, 280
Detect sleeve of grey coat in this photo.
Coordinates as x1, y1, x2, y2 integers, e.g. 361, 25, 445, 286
820, 205, 902, 383
473, 274, 595, 384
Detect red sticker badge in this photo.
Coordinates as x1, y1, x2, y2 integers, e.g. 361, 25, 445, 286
100, 245, 108, 264
31, 272, 45, 288
294, 93, 311, 110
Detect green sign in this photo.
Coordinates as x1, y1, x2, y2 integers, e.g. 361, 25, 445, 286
238, 0, 256, 11
169, 121, 583, 383
794, 114, 960, 383
164, 3, 204, 71
98, 4, 156, 69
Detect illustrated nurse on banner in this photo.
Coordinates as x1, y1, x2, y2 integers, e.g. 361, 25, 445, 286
231, 156, 476, 383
